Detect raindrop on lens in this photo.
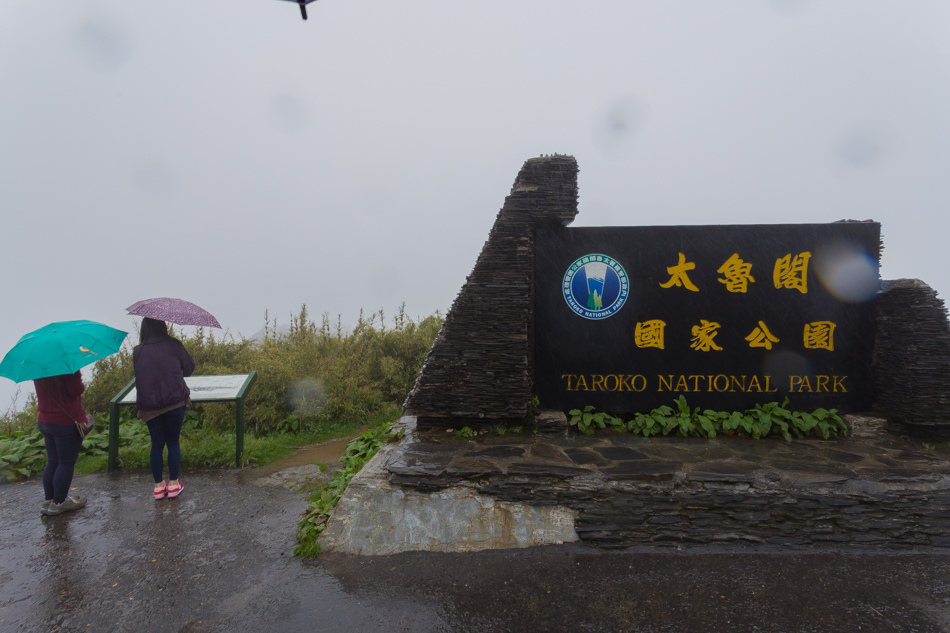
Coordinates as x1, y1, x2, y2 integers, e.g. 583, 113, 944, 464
269, 92, 311, 132
70, 11, 135, 72
762, 351, 811, 390
813, 240, 879, 302
767, 0, 813, 15
287, 379, 327, 417
131, 156, 178, 201
591, 95, 648, 159
836, 125, 894, 170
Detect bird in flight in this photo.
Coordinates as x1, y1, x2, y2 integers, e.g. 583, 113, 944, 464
279, 0, 319, 21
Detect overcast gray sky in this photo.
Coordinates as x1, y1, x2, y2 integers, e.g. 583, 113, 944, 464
2, 0, 949, 410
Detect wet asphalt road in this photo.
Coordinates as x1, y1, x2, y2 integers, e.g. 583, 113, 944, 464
2, 468, 950, 633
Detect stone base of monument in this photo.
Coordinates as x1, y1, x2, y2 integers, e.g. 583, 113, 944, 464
320, 416, 950, 555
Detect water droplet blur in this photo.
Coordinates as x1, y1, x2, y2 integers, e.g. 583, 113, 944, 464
591, 96, 648, 159
766, 0, 813, 15
69, 11, 135, 73
813, 239, 880, 302
836, 125, 894, 169
131, 156, 178, 201
762, 350, 811, 389
287, 378, 327, 417
269, 92, 311, 132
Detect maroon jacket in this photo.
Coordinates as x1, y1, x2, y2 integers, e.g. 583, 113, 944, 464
132, 336, 195, 412
34, 371, 86, 426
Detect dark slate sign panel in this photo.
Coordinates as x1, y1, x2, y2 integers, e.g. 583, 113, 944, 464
535, 222, 880, 414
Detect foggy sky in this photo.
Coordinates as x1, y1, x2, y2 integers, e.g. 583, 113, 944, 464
2, 0, 949, 410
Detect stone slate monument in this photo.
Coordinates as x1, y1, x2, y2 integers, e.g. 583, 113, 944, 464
404, 155, 950, 431
403, 155, 579, 426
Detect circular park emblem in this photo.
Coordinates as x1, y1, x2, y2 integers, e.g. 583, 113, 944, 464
562, 254, 629, 319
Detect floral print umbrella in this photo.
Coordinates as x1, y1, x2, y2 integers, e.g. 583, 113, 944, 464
126, 297, 222, 328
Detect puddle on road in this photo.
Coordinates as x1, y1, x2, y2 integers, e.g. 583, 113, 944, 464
254, 435, 357, 476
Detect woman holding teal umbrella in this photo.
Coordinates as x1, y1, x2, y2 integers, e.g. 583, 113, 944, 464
0, 319, 128, 516
34, 371, 89, 515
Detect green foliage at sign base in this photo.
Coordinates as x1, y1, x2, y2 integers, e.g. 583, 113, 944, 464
568, 396, 847, 440
294, 418, 405, 558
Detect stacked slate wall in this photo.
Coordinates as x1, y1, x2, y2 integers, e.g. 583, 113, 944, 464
403, 155, 578, 426
874, 278, 950, 428
386, 417, 950, 550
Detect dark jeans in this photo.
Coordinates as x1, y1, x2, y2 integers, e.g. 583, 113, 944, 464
38, 422, 83, 504
146, 406, 186, 484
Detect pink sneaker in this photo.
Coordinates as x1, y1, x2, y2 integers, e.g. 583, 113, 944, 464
153, 483, 167, 501
166, 481, 184, 499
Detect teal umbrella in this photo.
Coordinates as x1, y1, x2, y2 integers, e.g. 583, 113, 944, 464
0, 320, 128, 383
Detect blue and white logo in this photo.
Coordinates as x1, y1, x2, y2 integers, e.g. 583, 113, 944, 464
562, 254, 629, 320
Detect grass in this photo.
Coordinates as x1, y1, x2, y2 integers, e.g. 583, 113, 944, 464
74, 424, 347, 474
73, 404, 402, 475
1, 397, 403, 484
78, 412, 391, 476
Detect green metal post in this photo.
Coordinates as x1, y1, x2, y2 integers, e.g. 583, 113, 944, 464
235, 397, 245, 468
108, 379, 136, 473
233, 371, 257, 468
108, 402, 119, 473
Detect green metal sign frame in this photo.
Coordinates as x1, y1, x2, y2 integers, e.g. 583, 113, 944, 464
107, 371, 257, 472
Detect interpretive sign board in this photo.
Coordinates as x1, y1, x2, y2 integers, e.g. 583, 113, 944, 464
117, 374, 253, 404
108, 372, 257, 471
534, 222, 880, 413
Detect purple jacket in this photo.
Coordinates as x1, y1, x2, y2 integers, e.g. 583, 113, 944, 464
132, 336, 195, 412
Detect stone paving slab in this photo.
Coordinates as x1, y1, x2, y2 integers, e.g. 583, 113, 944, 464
358, 415, 950, 551
392, 418, 950, 482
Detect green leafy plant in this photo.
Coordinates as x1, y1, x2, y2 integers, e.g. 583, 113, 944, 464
567, 405, 624, 435
0, 429, 46, 482
569, 396, 847, 440
294, 419, 403, 557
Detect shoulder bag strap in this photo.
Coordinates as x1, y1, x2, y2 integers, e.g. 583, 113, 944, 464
51, 398, 81, 425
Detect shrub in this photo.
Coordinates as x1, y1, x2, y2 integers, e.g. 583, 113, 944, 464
80, 304, 441, 436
